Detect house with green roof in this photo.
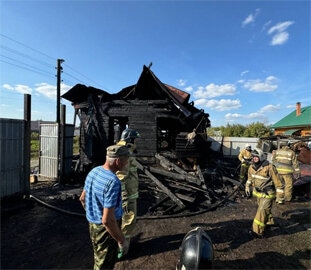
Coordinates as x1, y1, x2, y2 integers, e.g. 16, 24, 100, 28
271, 102, 311, 137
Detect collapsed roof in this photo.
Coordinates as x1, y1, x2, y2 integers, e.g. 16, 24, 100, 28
62, 65, 207, 122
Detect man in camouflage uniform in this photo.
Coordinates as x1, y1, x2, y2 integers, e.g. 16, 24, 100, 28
272, 141, 300, 203
116, 128, 141, 258
79, 145, 130, 269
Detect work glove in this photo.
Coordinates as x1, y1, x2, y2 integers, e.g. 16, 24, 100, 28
118, 238, 130, 259
245, 184, 251, 197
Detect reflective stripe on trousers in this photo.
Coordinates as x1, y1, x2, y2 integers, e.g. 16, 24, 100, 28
252, 191, 275, 235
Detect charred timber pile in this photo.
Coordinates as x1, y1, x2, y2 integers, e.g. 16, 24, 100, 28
136, 153, 242, 219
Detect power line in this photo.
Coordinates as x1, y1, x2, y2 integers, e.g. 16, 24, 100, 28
62, 71, 86, 85
0, 54, 55, 77
0, 59, 55, 79
63, 63, 107, 89
0, 33, 55, 61
1, 45, 54, 69
1, 33, 109, 90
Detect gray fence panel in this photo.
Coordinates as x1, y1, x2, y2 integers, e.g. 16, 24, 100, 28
0, 119, 25, 198
207, 136, 259, 157
39, 123, 58, 178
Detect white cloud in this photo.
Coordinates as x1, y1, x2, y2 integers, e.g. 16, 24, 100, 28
270, 32, 289, 46
267, 21, 294, 46
2, 83, 32, 94
2, 82, 72, 98
259, 104, 281, 113
2, 84, 14, 90
194, 83, 236, 99
35, 83, 71, 99
185, 86, 193, 92
261, 20, 272, 32
225, 112, 267, 122
224, 104, 281, 123
240, 70, 249, 77
194, 98, 241, 111
268, 21, 294, 34
177, 79, 186, 87
240, 76, 278, 92
242, 8, 260, 27
35, 83, 56, 99
286, 104, 296, 109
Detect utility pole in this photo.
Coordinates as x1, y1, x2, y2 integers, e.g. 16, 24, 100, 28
56, 59, 64, 123
56, 58, 64, 183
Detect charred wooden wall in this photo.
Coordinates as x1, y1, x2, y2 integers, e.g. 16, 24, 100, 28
77, 96, 209, 173
102, 100, 159, 158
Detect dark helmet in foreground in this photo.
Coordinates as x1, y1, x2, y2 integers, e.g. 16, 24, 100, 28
176, 227, 214, 270
120, 128, 141, 143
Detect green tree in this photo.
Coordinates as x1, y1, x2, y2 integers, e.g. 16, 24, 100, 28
207, 122, 271, 137
243, 122, 271, 137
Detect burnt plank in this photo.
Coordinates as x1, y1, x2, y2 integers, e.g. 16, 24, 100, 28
134, 159, 185, 209
175, 193, 196, 203
196, 165, 207, 189
149, 167, 200, 185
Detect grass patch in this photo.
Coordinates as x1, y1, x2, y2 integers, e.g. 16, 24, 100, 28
30, 136, 80, 159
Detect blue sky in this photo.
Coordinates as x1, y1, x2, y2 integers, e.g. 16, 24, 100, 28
1, 1, 310, 127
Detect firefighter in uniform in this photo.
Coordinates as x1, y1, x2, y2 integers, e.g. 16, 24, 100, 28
272, 141, 300, 203
116, 128, 141, 258
245, 148, 280, 238
238, 144, 253, 183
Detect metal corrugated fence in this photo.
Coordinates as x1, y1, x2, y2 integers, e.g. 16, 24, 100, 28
207, 136, 259, 156
39, 123, 74, 179
0, 119, 26, 198
39, 124, 58, 178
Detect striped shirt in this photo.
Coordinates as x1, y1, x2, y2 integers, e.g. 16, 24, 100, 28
84, 166, 123, 224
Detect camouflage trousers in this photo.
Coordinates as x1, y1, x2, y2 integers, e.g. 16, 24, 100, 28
89, 220, 121, 270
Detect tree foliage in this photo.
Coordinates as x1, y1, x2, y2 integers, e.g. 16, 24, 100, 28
207, 122, 271, 138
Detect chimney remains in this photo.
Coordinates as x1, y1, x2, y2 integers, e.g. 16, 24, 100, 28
296, 102, 301, 116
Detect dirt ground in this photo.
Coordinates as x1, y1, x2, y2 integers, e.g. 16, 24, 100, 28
1, 180, 311, 270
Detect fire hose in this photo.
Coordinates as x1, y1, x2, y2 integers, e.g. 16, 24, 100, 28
29, 179, 244, 220
29, 194, 85, 218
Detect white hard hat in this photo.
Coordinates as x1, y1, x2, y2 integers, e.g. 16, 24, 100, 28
251, 148, 266, 161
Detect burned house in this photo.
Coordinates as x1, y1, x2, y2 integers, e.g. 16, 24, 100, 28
62, 65, 243, 215
62, 65, 211, 174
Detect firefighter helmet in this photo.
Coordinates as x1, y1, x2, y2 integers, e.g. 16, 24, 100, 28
245, 143, 252, 151
251, 148, 266, 161
287, 140, 293, 146
120, 128, 141, 143
176, 227, 214, 270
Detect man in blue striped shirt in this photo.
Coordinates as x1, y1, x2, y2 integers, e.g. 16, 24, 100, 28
80, 145, 130, 269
